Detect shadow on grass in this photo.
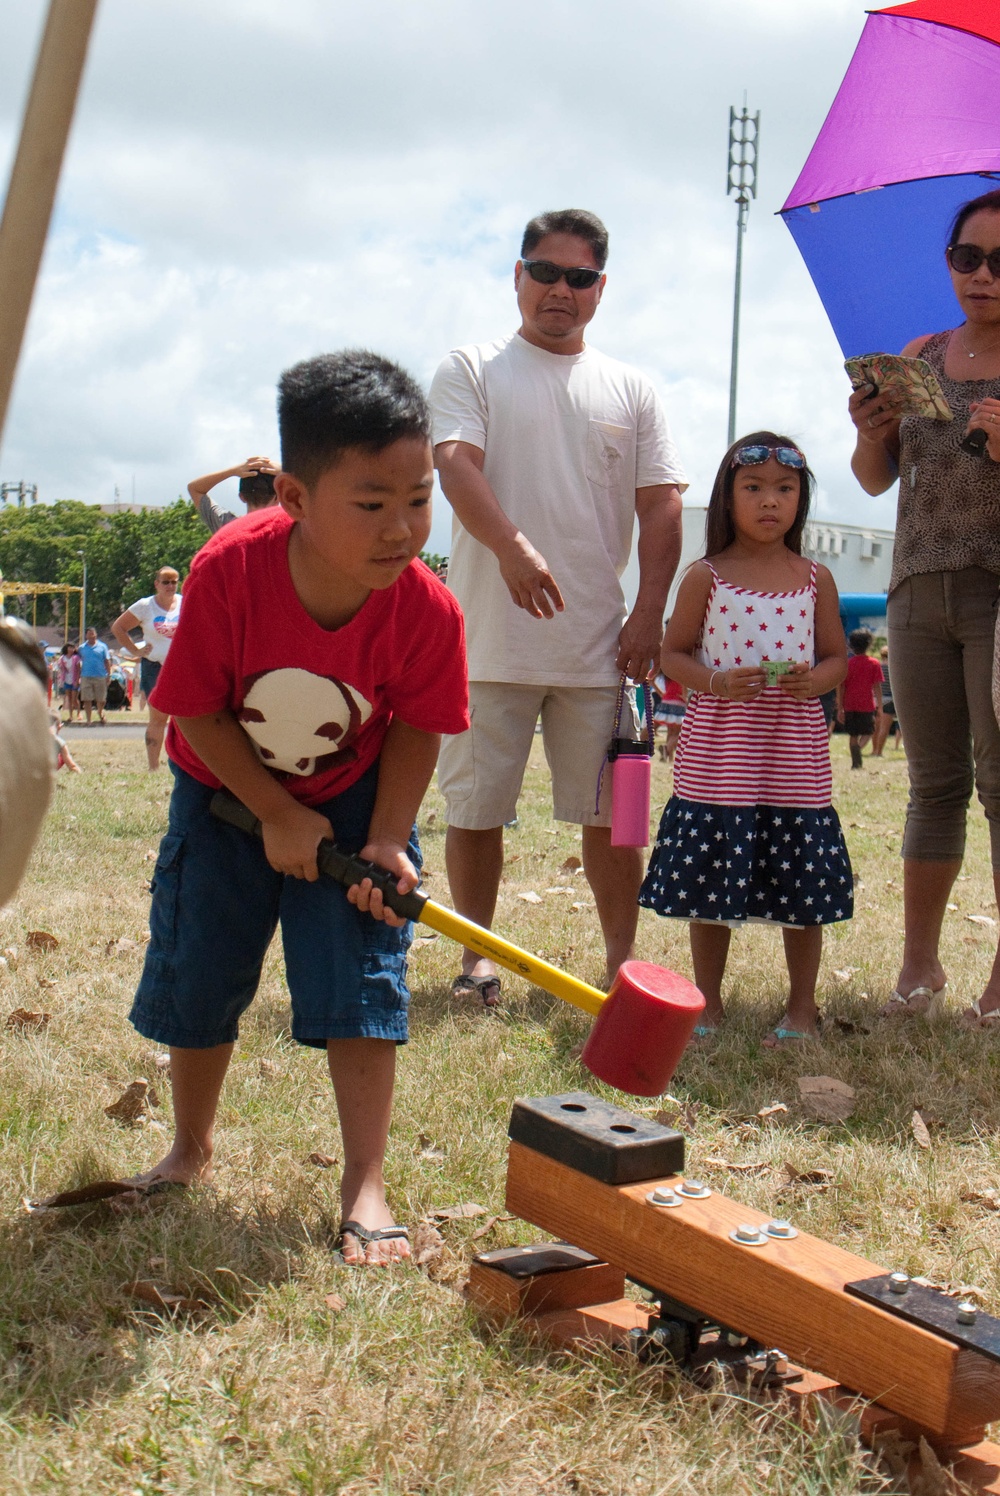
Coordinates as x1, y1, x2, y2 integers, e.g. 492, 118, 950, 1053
0, 1177, 318, 1421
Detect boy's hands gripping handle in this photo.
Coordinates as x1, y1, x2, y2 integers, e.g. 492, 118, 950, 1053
209, 790, 428, 922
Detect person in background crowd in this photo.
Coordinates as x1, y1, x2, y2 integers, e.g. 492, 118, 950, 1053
872, 644, 901, 755
111, 567, 182, 770
55, 642, 80, 723
77, 626, 111, 726
188, 457, 280, 533
837, 628, 884, 769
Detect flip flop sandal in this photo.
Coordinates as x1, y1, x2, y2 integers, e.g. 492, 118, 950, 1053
762, 1026, 819, 1048
451, 973, 502, 1010
691, 1024, 718, 1040
880, 984, 946, 1020
961, 998, 1000, 1029
334, 1219, 410, 1265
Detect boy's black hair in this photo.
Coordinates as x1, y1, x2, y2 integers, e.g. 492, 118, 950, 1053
521, 209, 609, 270
278, 350, 431, 487
948, 188, 1000, 248
238, 471, 276, 504
704, 431, 814, 557
848, 628, 873, 653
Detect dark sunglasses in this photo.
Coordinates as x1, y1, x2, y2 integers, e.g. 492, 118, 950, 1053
948, 243, 1000, 277
521, 259, 602, 290
731, 443, 806, 470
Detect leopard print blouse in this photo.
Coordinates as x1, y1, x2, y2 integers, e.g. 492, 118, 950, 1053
890, 330, 1000, 592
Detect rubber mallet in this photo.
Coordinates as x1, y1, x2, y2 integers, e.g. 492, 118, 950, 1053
209, 791, 705, 1097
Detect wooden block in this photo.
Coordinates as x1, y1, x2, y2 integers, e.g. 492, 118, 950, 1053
467, 1257, 626, 1319
532, 1298, 650, 1350
506, 1141, 1000, 1444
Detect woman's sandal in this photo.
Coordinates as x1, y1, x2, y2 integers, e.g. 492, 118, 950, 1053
762, 1024, 821, 1048
879, 984, 946, 1020
335, 1220, 410, 1265
961, 998, 1000, 1029
451, 973, 502, 1009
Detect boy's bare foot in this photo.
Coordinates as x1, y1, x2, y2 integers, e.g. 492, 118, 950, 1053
124, 1145, 213, 1189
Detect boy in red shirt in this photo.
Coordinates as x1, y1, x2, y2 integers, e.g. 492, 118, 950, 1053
129, 352, 469, 1265
837, 628, 884, 770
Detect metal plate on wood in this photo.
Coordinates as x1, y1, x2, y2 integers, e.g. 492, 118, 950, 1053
845, 1274, 1000, 1364
508, 1092, 685, 1185
473, 1243, 602, 1278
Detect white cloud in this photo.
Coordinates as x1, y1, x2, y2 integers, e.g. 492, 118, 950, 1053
1, 0, 906, 558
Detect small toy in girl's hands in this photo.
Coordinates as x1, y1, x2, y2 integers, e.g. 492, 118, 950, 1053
844, 353, 952, 422
763, 660, 793, 686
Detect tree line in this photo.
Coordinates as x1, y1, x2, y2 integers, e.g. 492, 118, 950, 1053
0, 499, 449, 633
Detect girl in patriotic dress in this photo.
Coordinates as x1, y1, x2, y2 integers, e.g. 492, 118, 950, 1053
639, 433, 851, 1045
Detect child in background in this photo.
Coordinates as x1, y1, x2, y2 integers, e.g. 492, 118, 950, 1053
652, 672, 686, 762
837, 629, 885, 769
640, 433, 851, 1044
49, 710, 82, 772
126, 352, 469, 1265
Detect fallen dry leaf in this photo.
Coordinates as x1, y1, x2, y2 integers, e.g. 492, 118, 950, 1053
431, 1202, 487, 1221
26, 931, 58, 952
412, 1220, 445, 1268
655, 1100, 701, 1132
416, 1132, 445, 1161
911, 1110, 932, 1149
3, 946, 19, 969
24, 1180, 145, 1213
559, 855, 583, 874
409, 935, 439, 950
258, 1058, 282, 1078
796, 1075, 856, 1124
517, 891, 542, 904
6, 1008, 51, 1031
307, 1152, 338, 1169
545, 886, 575, 895
966, 914, 998, 928
570, 901, 594, 911
781, 1162, 834, 1190
702, 1157, 770, 1175
960, 1188, 1000, 1212
832, 968, 859, 983
36, 976, 56, 990
324, 1292, 346, 1312
757, 1102, 789, 1120
470, 1214, 515, 1240
105, 937, 140, 957
124, 1280, 210, 1315
104, 1079, 152, 1125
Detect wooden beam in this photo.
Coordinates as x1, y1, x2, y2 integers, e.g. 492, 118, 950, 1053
506, 1141, 1000, 1444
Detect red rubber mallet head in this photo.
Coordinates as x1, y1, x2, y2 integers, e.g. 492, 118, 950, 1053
580, 961, 706, 1096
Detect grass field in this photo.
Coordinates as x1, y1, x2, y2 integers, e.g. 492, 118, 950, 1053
2, 736, 1000, 1494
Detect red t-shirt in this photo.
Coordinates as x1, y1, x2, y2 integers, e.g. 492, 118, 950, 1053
843, 652, 884, 713
150, 508, 470, 807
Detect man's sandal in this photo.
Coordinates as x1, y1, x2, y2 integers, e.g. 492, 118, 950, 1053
879, 985, 946, 1020
451, 973, 502, 1009
335, 1220, 409, 1265
961, 998, 1000, 1029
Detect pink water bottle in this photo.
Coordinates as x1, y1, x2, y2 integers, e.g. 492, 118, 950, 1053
610, 739, 652, 847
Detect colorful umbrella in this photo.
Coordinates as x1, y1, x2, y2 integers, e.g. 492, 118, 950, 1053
780, 1, 1000, 356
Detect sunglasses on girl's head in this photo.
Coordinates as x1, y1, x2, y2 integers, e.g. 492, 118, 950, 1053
521, 259, 603, 290
948, 243, 1000, 277
731, 443, 806, 470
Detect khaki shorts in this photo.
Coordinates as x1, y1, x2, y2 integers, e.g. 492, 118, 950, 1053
79, 676, 108, 705
438, 682, 631, 829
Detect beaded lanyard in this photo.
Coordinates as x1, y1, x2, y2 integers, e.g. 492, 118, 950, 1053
594, 674, 655, 815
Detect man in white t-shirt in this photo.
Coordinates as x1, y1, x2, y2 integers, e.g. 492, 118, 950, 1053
111, 567, 182, 771
430, 208, 687, 1005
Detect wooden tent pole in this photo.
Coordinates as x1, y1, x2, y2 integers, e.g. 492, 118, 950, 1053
0, 0, 99, 444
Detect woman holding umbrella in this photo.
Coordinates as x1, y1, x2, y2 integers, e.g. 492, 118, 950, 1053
848, 187, 1000, 1027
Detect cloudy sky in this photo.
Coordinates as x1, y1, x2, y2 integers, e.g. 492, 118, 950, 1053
1, 0, 911, 554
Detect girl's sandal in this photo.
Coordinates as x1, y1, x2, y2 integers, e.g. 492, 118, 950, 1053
691, 1023, 719, 1041
762, 1025, 820, 1048
879, 984, 946, 1020
960, 998, 1000, 1030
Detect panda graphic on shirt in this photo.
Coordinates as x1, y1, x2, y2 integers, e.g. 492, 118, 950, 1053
238, 668, 374, 778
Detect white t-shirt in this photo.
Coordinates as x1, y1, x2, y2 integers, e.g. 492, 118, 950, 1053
429, 334, 687, 686
128, 593, 183, 664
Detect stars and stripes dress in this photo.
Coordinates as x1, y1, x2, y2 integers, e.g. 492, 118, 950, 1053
639, 563, 853, 928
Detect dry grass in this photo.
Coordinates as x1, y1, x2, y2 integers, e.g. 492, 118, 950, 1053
1, 737, 999, 1493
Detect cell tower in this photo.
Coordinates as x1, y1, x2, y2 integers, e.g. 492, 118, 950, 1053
0, 481, 38, 506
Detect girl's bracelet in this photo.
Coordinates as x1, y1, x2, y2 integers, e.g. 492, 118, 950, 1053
709, 670, 727, 698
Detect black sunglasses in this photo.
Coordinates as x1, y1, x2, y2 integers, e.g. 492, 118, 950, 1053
948, 243, 1000, 277
521, 259, 602, 290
